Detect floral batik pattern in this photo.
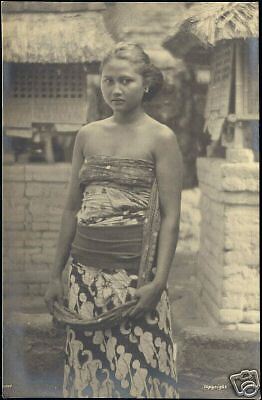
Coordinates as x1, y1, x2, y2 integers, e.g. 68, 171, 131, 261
63, 263, 179, 398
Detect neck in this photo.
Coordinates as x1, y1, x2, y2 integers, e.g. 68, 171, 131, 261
113, 106, 145, 125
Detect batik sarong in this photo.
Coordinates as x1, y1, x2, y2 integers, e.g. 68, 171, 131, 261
62, 156, 179, 398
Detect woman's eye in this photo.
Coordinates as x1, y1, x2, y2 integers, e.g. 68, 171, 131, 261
122, 79, 131, 85
103, 78, 113, 84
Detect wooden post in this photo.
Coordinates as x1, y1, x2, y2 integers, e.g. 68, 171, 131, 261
44, 133, 55, 163
234, 40, 245, 149
226, 41, 254, 162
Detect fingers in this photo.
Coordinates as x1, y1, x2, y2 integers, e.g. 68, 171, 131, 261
44, 293, 62, 315
130, 290, 139, 301
57, 294, 64, 306
133, 288, 142, 298
44, 282, 64, 316
44, 297, 54, 315
132, 311, 144, 320
128, 304, 148, 319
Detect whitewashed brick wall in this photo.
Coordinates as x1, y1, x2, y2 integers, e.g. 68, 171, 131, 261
197, 158, 259, 332
177, 188, 201, 253
3, 164, 71, 297
3, 164, 200, 298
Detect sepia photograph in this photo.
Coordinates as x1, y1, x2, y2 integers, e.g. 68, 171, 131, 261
2, 1, 260, 398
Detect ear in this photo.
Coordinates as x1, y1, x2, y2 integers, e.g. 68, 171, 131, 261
143, 75, 151, 90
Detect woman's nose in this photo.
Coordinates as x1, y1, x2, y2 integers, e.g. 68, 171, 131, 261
112, 83, 122, 96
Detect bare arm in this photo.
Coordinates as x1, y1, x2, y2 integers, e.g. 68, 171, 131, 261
153, 129, 183, 289
45, 128, 85, 312
129, 128, 183, 318
50, 129, 85, 279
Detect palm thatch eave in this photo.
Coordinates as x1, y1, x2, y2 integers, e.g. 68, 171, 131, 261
2, 11, 114, 64
163, 2, 258, 59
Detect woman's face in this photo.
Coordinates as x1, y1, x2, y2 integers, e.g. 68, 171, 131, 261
101, 58, 145, 113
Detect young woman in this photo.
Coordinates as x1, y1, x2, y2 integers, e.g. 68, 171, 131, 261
45, 42, 182, 398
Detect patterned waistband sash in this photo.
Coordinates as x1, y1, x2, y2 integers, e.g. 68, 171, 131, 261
71, 223, 143, 272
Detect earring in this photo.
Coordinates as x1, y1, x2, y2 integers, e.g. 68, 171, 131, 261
144, 87, 149, 93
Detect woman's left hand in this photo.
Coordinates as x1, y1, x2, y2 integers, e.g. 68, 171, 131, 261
127, 281, 166, 320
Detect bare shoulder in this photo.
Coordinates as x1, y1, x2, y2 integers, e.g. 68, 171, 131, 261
150, 121, 183, 188
75, 118, 112, 148
148, 120, 180, 155
152, 121, 176, 140
79, 117, 112, 135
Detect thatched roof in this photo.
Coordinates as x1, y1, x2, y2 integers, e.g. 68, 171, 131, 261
163, 2, 259, 59
2, 2, 106, 13
2, 10, 114, 63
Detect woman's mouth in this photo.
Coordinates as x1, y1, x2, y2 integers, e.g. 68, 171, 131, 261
111, 99, 125, 103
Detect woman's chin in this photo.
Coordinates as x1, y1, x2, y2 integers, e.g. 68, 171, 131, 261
111, 101, 126, 108
111, 104, 129, 113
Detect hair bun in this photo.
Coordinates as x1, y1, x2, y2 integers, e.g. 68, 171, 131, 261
143, 63, 164, 101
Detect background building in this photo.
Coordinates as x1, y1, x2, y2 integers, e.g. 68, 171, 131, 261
164, 0, 259, 332
3, 2, 113, 163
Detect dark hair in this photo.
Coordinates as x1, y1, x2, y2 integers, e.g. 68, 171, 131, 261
101, 42, 164, 101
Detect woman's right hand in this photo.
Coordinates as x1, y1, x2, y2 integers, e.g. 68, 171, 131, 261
44, 278, 64, 315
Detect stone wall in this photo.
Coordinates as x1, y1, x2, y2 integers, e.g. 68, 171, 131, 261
196, 158, 259, 332
3, 164, 201, 298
